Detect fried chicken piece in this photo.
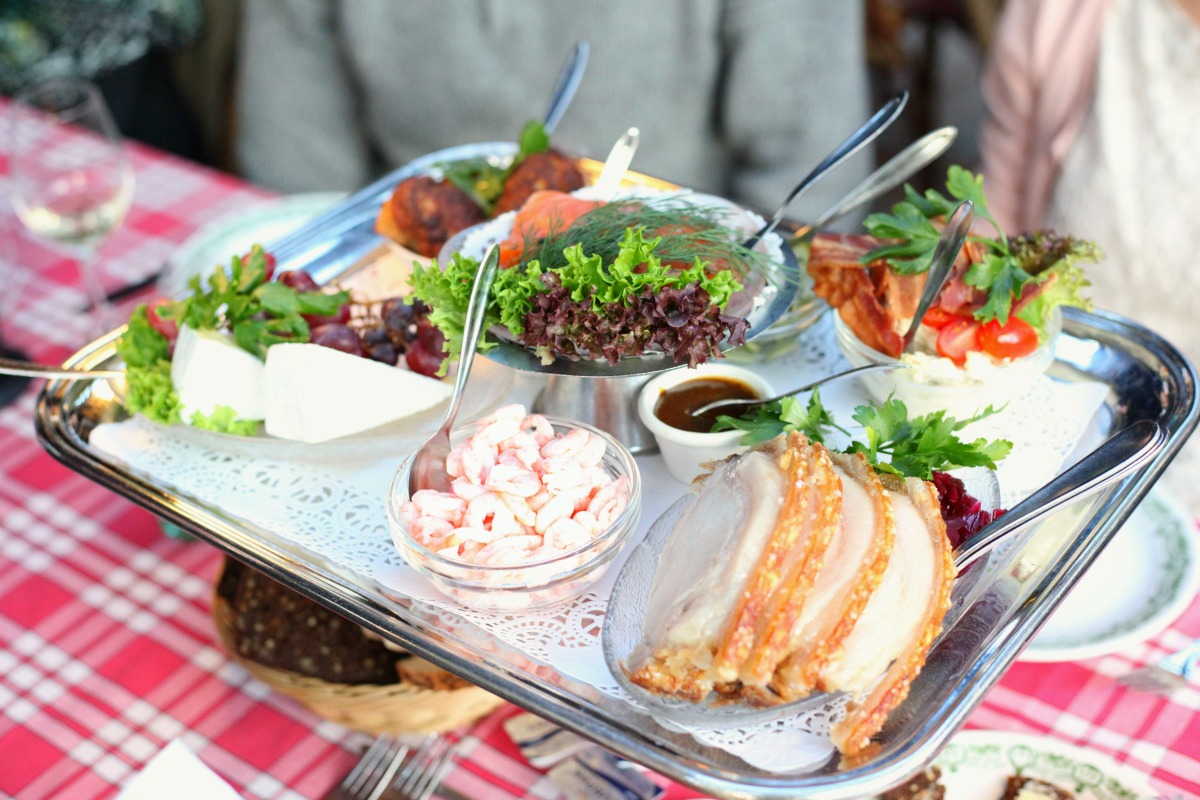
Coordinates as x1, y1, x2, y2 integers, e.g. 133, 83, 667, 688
375, 175, 487, 257
493, 149, 586, 215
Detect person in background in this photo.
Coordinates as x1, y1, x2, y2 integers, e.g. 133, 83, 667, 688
0, 0, 208, 162
981, 0, 1200, 513
234, 0, 874, 221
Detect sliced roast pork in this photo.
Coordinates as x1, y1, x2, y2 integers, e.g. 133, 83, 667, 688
622, 433, 956, 760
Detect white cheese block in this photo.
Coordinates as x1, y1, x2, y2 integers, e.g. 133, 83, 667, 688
263, 343, 452, 443
171, 325, 267, 422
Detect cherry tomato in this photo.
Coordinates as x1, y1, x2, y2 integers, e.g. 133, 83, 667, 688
978, 316, 1039, 360
146, 297, 178, 342
936, 318, 981, 367
921, 306, 964, 330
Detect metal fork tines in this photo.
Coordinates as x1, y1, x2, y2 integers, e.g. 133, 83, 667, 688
325, 735, 408, 800
1118, 637, 1200, 695
390, 735, 458, 800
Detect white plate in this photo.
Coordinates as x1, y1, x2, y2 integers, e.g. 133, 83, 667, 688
1022, 488, 1200, 662
933, 731, 1155, 799
160, 192, 344, 296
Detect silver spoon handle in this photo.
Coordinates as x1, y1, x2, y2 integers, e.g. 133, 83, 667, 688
439, 244, 500, 436
954, 420, 1168, 570
796, 126, 958, 239
0, 357, 124, 381
902, 200, 973, 348
691, 362, 908, 418
593, 127, 640, 200
542, 40, 589, 135
748, 90, 909, 248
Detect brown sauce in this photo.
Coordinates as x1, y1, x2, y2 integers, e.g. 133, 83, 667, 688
654, 377, 760, 433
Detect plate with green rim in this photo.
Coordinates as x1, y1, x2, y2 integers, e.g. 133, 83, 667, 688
1020, 488, 1200, 663
932, 731, 1156, 799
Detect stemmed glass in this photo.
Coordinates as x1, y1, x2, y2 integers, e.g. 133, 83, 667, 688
7, 77, 134, 341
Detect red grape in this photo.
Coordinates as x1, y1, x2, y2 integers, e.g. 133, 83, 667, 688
303, 302, 352, 328
243, 249, 277, 281
277, 269, 320, 292
405, 343, 444, 377
416, 319, 446, 354
311, 323, 365, 356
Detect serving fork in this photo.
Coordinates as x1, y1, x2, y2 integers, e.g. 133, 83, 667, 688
1118, 637, 1200, 694
324, 735, 408, 800
388, 734, 459, 800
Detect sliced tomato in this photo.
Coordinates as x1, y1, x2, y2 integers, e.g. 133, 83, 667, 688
978, 316, 1039, 360
936, 318, 981, 367
921, 306, 965, 330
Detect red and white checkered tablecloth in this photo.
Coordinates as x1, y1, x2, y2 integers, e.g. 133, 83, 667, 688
1, 130, 1198, 800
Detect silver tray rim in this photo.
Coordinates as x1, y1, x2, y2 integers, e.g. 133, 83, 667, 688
35, 309, 1199, 799
31, 146, 1200, 799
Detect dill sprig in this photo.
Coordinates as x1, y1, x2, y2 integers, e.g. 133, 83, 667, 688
522, 199, 770, 280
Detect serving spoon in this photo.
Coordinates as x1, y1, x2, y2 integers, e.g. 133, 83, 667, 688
592, 127, 640, 199
689, 362, 909, 418
743, 90, 909, 250
953, 419, 1167, 570
541, 40, 590, 136
408, 244, 500, 494
900, 199, 973, 350
790, 125, 957, 242
692, 200, 972, 419
0, 357, 124, 381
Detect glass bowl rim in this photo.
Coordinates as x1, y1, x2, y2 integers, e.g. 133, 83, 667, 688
386, 413, 642, 574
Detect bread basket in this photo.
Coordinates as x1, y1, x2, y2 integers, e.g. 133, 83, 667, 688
212, 558, 505, 734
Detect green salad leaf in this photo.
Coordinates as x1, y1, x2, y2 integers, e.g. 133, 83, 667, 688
189, 405, 262, 436
166, 246, 349, 360
116, 306, 183, 426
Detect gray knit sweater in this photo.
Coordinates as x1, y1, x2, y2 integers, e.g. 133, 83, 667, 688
235, 0, 872, 220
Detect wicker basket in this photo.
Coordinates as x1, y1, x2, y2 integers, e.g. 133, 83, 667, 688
212, 561, 505, 735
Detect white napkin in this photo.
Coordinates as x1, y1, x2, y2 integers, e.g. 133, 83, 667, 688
118, 739, 241, 800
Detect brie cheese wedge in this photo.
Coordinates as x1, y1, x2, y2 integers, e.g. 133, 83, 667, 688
170, 325, 267, 422
263, 343, 452, 443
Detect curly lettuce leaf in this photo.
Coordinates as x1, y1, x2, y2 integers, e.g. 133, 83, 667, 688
189, 406, 262, 436
116, 306, 183, 425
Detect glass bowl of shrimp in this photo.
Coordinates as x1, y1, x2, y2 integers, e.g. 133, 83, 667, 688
386, 404, 642, 612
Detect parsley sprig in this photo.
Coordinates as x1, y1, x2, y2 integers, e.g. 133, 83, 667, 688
438, 120, 550, 214
861, 166, 1099, 330
713, 389, 1012, 480
166, 245, 349, 359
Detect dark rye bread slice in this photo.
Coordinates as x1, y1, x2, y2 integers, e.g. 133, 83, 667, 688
217, 559, 401, 685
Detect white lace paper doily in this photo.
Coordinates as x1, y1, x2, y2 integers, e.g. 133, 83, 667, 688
88, 315, 1108, 772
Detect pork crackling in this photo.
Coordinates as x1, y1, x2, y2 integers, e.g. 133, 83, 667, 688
624, 432, 955, 760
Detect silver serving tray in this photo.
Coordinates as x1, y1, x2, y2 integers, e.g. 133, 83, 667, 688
34, 160, 1199, 798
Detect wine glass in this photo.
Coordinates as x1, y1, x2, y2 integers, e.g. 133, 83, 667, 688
7, 77, 134, 341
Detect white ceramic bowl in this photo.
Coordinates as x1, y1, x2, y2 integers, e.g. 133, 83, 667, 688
637, 363, 774, 483
833, 309, 1061, 419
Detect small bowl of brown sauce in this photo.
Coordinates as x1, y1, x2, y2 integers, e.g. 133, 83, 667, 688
637, 363, 774, 483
